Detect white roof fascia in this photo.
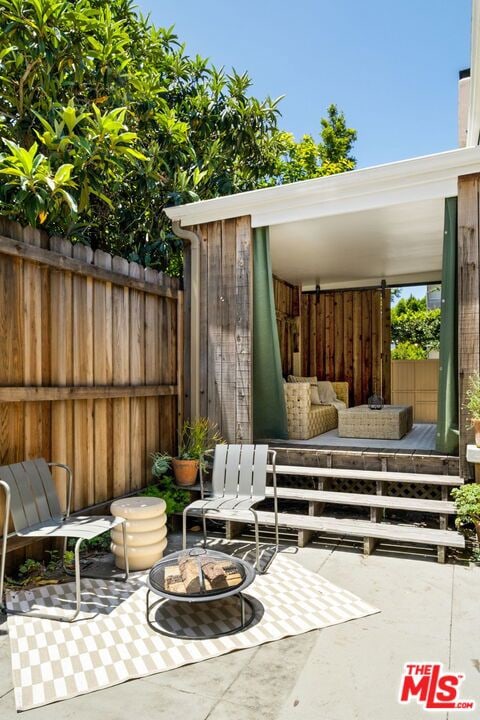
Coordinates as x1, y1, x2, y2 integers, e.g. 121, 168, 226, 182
466, 0, 480, 146
164, 146, 480, 228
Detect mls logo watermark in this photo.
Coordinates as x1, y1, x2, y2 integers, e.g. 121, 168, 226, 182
399, 663, 475, 711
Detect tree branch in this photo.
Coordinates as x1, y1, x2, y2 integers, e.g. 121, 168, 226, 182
18, 59, 41, 117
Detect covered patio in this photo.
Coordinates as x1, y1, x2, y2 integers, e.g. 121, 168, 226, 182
166, 144, 480, 477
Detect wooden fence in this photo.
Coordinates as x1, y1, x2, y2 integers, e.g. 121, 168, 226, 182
391, 359, 439, 422
0, 218, 181, 560
300, 289, 391, 407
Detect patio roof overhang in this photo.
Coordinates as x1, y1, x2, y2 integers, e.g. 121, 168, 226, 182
165, 145, 480, 289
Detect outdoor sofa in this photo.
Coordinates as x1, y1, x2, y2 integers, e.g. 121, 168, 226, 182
284, 380, 349, 440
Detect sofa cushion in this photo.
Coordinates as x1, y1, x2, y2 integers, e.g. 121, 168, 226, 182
288, 375, 321, 404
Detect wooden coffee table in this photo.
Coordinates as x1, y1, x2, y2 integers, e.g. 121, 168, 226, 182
338, 404, 413, 440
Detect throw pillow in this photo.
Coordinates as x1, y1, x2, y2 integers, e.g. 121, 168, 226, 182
288, 375, 321, 405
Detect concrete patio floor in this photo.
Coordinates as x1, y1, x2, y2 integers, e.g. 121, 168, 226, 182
0, 535, 479, 720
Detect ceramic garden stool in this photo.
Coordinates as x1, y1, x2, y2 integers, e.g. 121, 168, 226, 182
110, 497, 168, 571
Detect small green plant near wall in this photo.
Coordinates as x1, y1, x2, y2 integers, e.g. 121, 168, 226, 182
5, 550, 73, 590
452, 484, 480, 562
465, 373, 480, 418
141, 452, 190, 515
465, 373, 480, 447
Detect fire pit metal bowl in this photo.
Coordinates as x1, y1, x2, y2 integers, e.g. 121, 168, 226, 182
145, 547, 256, 638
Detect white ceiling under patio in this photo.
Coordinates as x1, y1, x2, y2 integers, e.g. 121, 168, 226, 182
269, 197, 445, 290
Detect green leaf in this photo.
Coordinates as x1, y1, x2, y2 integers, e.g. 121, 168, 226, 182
53, 163, 74, 185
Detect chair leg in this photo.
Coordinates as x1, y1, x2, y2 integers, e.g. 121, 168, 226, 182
0, 481, 10, 614
251, 509, 260, 572
121, 520, 129, 581
182, 507, 189, 550
71, 537, 83, 622
0, 521, 7, 614
202, 509, 207, 548
274, 495, 279, 548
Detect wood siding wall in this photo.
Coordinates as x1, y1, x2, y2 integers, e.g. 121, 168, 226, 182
391, 359, 439, 422
0, 219, 181, 559
458, 174, 480, 476
301, 289, 391, 407
189, 217, 252, 443
273, 276, 300, 377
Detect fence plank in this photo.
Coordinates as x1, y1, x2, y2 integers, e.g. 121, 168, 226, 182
0, 219, 180, 567
112, 256, 131, 497
0, 234, 177, 298
129, 261, 145, 491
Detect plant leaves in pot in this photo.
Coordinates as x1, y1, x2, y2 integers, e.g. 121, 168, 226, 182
172, 418, 223, 487
465, 373, 480, 447
452, 483, 480, 544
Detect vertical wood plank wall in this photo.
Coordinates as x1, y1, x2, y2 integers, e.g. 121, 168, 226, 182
188, 217, 252, 443
458, 174, 480, 476
300, 289, 391, 406
273, 276, 300, 377
0, 219, 180, 559
391, 359, 439, 422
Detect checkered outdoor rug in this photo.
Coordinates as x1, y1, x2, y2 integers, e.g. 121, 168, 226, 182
6, 551, 379, 711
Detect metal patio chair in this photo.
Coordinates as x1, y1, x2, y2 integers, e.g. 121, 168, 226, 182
0, 458, 129, 622
182, 444, 279, 572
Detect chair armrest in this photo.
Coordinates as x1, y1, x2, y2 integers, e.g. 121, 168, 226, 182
47, 463, 73, 518
284, 382, 312, 409
332, 382, 349, 408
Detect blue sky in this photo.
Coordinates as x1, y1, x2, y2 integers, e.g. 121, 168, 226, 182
136, 0, 472, 168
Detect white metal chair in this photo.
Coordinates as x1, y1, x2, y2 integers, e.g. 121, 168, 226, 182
182, 444, 279, 572
0, 458, 129, 622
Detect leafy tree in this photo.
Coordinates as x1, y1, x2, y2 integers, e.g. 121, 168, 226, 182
266, 105, 357, 185
391, 294, 441, 359
0, 0, 357, 271
391, 341, 428, 360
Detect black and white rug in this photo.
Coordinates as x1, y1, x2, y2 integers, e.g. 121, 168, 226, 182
7, 552, 379, 711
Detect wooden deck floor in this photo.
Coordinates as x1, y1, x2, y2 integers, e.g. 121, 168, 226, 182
274, 423, 437, 452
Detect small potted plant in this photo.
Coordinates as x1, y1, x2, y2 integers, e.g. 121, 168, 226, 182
465, 373, 480, 447
171, 418, 222, 487
452, 483, 480, 543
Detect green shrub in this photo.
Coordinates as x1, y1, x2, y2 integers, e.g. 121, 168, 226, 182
391, 341, 427, 360
452, 483, 480, 532
465, 373, 480, 421
141, 475, 189, 516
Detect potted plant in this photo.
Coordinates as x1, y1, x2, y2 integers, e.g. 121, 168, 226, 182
465, 373, 480, 447
452, 483, 480, 543
159, 419, 223, 487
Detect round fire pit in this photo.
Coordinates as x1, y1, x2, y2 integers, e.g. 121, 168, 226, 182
146, 547, 256, 638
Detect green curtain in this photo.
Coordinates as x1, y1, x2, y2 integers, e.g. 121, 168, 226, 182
252, 227, 288, 439
436, 196, 458, 454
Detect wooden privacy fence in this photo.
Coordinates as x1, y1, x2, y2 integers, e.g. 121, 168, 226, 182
391, 359, 439, 423
273, 276, 300, 378
0, 219, 181, 549
301, 289, 391, 407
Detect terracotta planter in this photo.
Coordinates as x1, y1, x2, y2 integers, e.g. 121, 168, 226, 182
474, 419, 480, 448
172, 458, 199, 486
